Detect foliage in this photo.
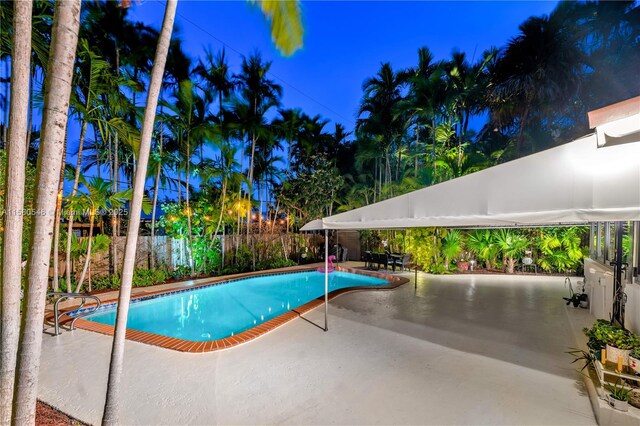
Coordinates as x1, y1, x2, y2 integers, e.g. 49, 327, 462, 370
158, 201, 222, 276
566, 348, 595, 372
441, 229, 464, 270
583, 319, 640, 351
604, 379, 632, 402
583, 319, 617, 352
494, 229, 529, 274
278, 154, 344, 225
467, 229, 499, 269
404, 228, 446, 274
91, 268, 169, 290
536, 227, 587, 273
0, 149, 37, 258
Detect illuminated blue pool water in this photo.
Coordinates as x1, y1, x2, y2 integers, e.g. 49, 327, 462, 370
85, 271, 387, 342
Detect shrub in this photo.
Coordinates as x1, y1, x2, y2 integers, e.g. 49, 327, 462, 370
133, 268, 168, 287
171, 265, 192, 279
583, 319, 640, 351
91, 275, 121, 291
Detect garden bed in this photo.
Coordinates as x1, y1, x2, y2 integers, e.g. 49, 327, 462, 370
36, 400, 86, 426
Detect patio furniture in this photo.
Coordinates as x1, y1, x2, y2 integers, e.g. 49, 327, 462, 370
520, 251, 537, 273
392, 253, 412, 272
363, 251, 373, 269
370, 252, 390, 270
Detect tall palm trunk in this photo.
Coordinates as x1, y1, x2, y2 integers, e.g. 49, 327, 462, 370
51, 152, 65, 291
213, 179, 227, 241
65, 117, 88, 287
75, 210, 95, 293
185, 135, 194, 276
246, 133, 257, 242
150, 132, 162, 269
0, 1, 32, 422
112, 133, 119, 270
12, 2, 81, 423
102, 2, 177, 423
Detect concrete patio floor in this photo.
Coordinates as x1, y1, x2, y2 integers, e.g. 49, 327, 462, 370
38, 271, 596, 425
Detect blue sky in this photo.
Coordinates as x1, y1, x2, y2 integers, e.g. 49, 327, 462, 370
131, 0, 560, 133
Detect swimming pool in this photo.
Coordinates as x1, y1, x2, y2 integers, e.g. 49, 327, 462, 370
84, 270, 388, 342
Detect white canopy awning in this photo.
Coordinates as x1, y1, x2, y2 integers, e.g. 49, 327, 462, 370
300, 219, 324, 232
307, 132, 640, 230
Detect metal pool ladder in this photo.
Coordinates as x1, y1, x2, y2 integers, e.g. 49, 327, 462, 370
47, 292, 101, 336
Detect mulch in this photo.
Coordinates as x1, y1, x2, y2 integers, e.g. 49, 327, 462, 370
36, 400, 86, 426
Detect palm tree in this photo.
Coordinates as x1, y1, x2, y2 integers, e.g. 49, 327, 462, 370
357, 62, 407, 191
489, 4, 584, 153
194, 47, 235, 119
441, 229, 464, 271
103, 2, 303, 422
200, 143, 244, 241
495, 229, 528, 274
11, 1, 81, 423
69, 177, 131, 293
0, 1, 32, 422
65, 41, 119, 287
102, 1, 177, 424
231, 52, 282, 239
467, 229, 499, 269
148, 126, 179, 269
272, 107, 304, 168
163, 80, 216, 276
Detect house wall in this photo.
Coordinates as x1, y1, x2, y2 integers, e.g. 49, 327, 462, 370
584, 257, 640, 335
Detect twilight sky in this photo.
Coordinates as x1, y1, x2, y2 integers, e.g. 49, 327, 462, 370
131, 0, 560, 132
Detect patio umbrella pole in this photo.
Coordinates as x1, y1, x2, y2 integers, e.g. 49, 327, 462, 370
324, 229, 329, 331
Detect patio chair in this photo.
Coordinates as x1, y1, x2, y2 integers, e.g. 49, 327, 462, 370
371, 252, 387, 270
520, 250, 537, 273
393, 253, 412, 272
363, 251, 373, 269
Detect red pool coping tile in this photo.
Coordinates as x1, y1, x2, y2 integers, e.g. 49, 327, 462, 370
49, 266, 409, 353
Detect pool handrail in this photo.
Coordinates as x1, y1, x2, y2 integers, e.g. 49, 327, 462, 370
47, 292, 101, 336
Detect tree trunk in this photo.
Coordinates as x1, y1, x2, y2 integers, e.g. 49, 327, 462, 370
150, 135, 162, 269
75, 211, 95, 293
11, 2, 80, 423
65, 117, 88, 287
0, 1, 32, 422
213, 180, 227, 240
185, 135, 194, 276
101, 2, 176, 423
246, 134, 257, 243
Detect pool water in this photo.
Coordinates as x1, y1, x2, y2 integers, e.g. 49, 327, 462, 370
85, 271, 387, 342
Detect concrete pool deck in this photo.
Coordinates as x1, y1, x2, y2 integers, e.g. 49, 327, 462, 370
39, 271, 597, 425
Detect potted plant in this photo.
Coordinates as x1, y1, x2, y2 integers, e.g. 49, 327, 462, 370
604, 379, 632, 412
605, 328, 640, 366
629, 347, 640, 374
456, 250, 472, 272
583, 320, 617, 355
583, 320, 640, 365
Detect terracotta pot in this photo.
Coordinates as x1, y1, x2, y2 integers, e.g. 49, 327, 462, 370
456, 261, 470, 271
606, 344, 631, 366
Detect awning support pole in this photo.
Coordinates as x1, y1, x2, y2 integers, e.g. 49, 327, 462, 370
612, 221, 625, 327
324, 229, 329, 331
